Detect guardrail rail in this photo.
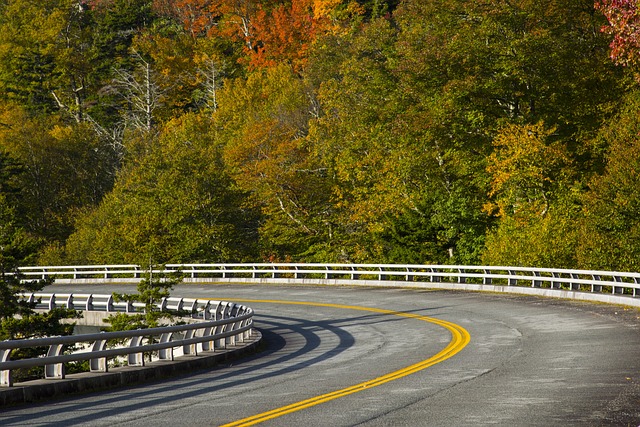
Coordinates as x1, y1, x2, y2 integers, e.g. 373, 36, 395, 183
17, 263, 640, 299
0, 293, 254, 387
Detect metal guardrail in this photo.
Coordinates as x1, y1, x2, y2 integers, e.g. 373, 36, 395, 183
0, 293, 254, 387
4, 263, 639, 388
17, 263, 640, 298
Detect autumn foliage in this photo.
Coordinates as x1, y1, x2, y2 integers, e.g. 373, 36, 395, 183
596, 0, 640, 66
0, 0, 638, 271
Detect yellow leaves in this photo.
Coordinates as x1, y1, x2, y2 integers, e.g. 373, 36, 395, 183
486, 121, 570, 219
48, 124, 73, 141
313, 0, 342, 19
0, 0, 67, 53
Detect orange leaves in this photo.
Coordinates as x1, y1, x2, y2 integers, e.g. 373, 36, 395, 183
228, 117, 300, 187
246, 0, 367, 71
153, 0, 347, 72
249, 0, 316, 71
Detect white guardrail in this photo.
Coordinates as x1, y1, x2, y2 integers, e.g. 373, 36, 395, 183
4, 263, 639, 388
0, 294, 254, 387
16, 263, 640, 299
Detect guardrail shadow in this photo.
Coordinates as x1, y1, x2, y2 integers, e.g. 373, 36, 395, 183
0, 306, 448, 425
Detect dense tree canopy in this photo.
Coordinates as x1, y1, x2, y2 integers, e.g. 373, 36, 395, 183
0, 0, 636, 270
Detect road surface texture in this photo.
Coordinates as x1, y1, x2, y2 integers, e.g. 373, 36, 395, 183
1, 283, 639, 426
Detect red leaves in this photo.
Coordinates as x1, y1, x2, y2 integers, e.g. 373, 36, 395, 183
596, 0, 640, 66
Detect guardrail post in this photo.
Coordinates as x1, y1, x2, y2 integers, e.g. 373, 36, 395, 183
591, 275, 602, 293
127, 336, 145, 366
613, 276, 623, 294
48, 294, 56, 311
483, 269, 492, 285
458, 269, 466, 284
183, 330, 197, 355
234, 320, 244, 343
200, 301, 211, 320
378, 267, 387, 281
200, 326, 216, 351
188, 299, 198, 317
90, 339, 108, 372
0, 349, 12, 387
85, 294, 94, 311
532, 271, 541, 288
430, 268, 440, 283
570, 273, 580, 290
243, 320, 252, 340
44, 344, 65, 380
216, 325, 227, 349
227, 325, 237, 346
158, 333, 174, 360
66, 294, 74, 309
217, 303, 228, 320
508, 270, 517, 286
209, 302, 219, 321
24, 293, 35, 306
405, 267, 413, 282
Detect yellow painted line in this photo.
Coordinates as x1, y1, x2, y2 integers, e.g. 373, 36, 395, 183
218, 299, 471, 427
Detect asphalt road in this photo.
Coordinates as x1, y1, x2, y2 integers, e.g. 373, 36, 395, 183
1, 283, 639, 426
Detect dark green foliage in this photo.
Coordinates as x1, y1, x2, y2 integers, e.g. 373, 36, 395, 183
577, 91, 640, 271
0, 152, 81, 378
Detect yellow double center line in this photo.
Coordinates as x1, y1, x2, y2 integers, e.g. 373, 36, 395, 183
221, 299, 471, 427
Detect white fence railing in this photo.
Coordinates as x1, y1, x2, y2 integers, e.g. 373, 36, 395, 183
0, 293, 254, 387
16, 263, 640, 299
4, 263, 639, 388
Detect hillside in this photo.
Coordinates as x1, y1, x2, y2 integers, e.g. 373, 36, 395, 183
0, 0, 638, 271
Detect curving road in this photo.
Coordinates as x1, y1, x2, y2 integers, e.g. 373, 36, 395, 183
1, 283, 639, 426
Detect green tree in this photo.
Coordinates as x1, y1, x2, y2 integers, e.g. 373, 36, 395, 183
0, 150, 80, 380
106, 268, 181, 330
482, 122, 580, 267
0, 0, 65, 114
216, 65, 332, 260
577, 91, 640, 271
64, 112, 259, 264
0, 104, 116, 247
308, 16, 490, 263
392, 0, 623, 265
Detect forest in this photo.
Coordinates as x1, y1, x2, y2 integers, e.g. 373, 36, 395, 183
1, 0, 639, 272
